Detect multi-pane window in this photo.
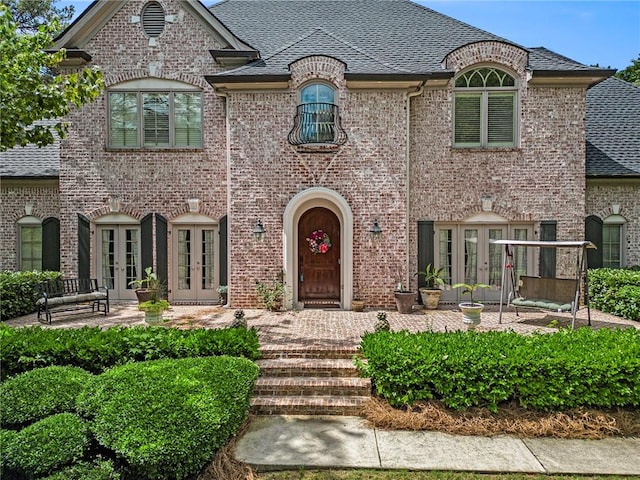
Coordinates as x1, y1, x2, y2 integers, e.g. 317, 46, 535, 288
300, 83, 336, 143
18, 217, 42, 271
109, 91, 202, 148
454, 67, 517, 148
602, 224, 622, 268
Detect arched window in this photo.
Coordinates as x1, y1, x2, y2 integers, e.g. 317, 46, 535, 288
300, 82, 336, 144
453, 67, 517, 148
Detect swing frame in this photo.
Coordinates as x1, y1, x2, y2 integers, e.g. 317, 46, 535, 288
491, 240, 596, 329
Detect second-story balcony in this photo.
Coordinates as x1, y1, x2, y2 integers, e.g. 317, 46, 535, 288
287, 103, 348, 147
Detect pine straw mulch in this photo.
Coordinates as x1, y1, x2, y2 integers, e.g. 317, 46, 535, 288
197, 421, 257, 480
362, 397, 640, 439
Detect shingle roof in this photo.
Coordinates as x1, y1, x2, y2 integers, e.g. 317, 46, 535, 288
586, 77, 640, 177
209, 0, 601, 78
0, 136, 60, 178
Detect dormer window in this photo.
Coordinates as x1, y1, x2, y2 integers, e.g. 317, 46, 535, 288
453, 67, 518, 148
142, 2, 165, 38
288, 82, 347, 146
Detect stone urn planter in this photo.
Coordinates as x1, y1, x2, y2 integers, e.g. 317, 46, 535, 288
351, 298, 365, 312
394, 291, 416, 314
419, 288, 442, 310
458, 302, 484, 330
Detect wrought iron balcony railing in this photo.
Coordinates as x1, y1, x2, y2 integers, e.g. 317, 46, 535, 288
287, 102, 347, 146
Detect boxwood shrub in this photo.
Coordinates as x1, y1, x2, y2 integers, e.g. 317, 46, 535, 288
41, 460, 120, 480
76, 356, 259, 480
589, 268, 640, 321
2, 413, 89, 479
0, 270, 62, 321
359, 328, 640, 412
0, 324, 260, 379
0, 365, 93, 428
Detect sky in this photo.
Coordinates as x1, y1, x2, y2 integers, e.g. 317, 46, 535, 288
58, 0, 640, 71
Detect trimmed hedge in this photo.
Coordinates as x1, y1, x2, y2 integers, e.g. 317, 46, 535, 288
2, 413, 89, 478
41, 460, 120, 480
0, 270, 62, 320
358, 328, 640, 412
76, 356, 259, 480
0, 324, 260, 379
589, 268, 640, 321
0, 365, 93, 428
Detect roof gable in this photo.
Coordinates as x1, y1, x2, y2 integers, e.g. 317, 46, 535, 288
54, 0, 254, 52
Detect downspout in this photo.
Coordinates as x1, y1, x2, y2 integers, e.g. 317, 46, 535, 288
405, 82, 425, 290
214, 87, 231, 303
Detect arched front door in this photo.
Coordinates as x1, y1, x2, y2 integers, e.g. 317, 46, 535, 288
298, 207, 340, 302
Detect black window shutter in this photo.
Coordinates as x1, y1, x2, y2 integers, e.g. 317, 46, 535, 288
155, 214, 168, 289
539, 220, 557, 278
42, 217, 60, 272
219, 215, 228, 287
140, 214, 153, 274
417, 220, 435, 289
78, 214, 90, 279
585, 215, 603, 268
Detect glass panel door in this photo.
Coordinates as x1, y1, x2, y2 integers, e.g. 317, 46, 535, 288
97, 225, 140, 300
172, 225, 217, 302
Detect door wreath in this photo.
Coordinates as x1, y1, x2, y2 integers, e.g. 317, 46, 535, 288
306, 229, 332, 254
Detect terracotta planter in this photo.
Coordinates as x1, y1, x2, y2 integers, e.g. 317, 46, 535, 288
351, 299, 365, 312
459, 302, 484, 330
394, 291, 416, 314
419, 288, 442, 310
135, 289, 158, 303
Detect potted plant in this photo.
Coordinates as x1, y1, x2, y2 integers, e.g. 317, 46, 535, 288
138, 299, 170, 325
129, 267, 161, 303
217, 285, 228, 305
415, 263, 446, 310
394, 280, 416, 314
255, 275, 286, 311
452, 282, 490, 329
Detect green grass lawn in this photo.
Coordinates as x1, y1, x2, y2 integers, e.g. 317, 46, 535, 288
258, 471, 638, 480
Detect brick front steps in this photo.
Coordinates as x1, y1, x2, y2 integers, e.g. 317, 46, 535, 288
251, 346, 371, 415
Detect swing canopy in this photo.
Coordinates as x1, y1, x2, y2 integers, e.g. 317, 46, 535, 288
490, 239, 596, 328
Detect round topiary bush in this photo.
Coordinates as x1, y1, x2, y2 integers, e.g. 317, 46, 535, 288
0, 365, 93, 428
2, 413, 90, 478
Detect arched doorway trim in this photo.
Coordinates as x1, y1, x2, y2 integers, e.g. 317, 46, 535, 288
283, 187, 353, 309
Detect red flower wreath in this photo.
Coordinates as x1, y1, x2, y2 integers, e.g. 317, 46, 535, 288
306, 229, 332, 254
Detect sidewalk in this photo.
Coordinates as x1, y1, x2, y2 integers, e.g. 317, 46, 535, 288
235, 415, 640, 475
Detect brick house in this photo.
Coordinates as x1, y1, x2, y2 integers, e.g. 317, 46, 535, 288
1, 0, 637, 309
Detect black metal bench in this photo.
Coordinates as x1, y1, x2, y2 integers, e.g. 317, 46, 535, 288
36, 278, 109, 324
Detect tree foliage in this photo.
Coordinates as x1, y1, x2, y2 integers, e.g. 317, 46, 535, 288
0, 5, 103, 152
615, 54, 640, 86
6, 0, 74, 34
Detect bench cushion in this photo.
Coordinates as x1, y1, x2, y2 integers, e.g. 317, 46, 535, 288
511, 297, 573, 312
37, 292, 107, 307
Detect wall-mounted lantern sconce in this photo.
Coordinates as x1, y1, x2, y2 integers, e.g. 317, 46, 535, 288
369, 219, 382, 241
253, 220, 266, 241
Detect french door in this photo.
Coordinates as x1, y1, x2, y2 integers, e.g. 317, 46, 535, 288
96, 225, 141, 300
171, 225, 218, 302
437, 224, 533, 302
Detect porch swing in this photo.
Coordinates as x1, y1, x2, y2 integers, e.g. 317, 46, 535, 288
491, 240, 596, 329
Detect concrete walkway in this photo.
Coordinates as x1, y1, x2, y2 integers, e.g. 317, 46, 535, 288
7, 303, 640, 475
236, 415, 640, 475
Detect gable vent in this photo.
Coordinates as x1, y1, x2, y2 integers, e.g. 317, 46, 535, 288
142, 2, 165, 38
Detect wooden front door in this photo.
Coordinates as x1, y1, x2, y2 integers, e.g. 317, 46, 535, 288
298, 207, 340, 300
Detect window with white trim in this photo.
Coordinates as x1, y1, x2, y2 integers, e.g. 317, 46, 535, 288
108, 90, 202, 148
602, 215, 625, 268
18, 216, 42, 271
453, 67, 517, 148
